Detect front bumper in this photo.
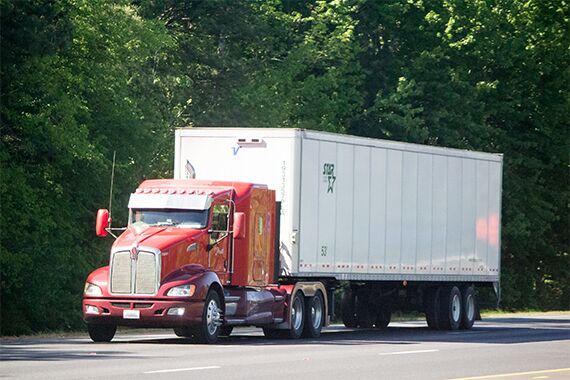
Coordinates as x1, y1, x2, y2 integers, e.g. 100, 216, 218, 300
82, 298, 204, 327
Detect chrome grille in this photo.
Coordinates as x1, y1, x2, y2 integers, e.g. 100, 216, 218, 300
110, 249, 159, 295
135, 252, 157, 294
110, 251, 132, 293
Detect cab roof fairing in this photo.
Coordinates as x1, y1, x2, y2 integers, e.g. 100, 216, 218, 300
128, 193, 214, 210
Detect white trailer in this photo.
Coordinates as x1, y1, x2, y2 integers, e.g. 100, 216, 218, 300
175, 127, 503, 330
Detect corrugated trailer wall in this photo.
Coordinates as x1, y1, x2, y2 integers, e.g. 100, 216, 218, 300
175, 128, 502, 284
296, 132, 502, 283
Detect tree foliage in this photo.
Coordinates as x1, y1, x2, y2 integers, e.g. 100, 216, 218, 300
1, 0, 567, 334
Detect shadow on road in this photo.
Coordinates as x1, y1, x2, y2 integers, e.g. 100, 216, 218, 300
1, 316, 568, 361
120, 316, 570, 347
0, 346, 142, 361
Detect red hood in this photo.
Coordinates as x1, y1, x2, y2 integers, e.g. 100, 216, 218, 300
113, 225, 205, 252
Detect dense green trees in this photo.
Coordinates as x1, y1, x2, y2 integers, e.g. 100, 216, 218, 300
0, 0, 182, 334
1, 0, 567, 334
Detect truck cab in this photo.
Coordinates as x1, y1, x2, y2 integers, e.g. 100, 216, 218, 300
83, 179, 315, 343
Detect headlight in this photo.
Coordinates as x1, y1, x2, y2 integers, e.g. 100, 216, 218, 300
167, 284, 196, 297
84, 282, 103, 297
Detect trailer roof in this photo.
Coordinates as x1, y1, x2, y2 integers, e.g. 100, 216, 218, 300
176, 127, 503, 163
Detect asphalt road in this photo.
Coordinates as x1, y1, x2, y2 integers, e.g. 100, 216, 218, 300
1, 314, 569, 380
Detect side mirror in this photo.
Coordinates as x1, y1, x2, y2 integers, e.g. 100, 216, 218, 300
95, 209, 110, 237
233, 212, 246, 240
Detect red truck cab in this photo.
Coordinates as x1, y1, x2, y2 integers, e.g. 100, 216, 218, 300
83, 179, 324, 343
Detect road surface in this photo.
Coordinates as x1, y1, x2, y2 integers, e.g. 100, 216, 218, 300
1, 314, 569, 380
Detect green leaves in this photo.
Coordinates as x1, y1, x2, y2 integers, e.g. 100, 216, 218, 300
0, 0, 179, 335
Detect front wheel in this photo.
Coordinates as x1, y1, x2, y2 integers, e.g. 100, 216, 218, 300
302, 291, 325, 338
192, 290, 223, 344
87, 323, 116, 342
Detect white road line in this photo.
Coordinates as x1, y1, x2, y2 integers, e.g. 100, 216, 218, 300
144, 366, 221, 374
378, 349, 439, 356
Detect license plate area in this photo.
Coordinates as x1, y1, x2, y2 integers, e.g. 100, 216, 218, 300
123, 309, 140, 319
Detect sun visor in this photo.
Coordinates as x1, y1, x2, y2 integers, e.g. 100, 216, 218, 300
128, 193, 213, 210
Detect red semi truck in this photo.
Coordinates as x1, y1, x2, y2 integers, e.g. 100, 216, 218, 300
83, 128, 503, 343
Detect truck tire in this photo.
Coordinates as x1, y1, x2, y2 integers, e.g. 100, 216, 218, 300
87, 323, 116, 342
341, 289, 357, 328
289, 292, 305, 339
173, 327, 193, 337
356, 295, 374, 328
460, 286, 476, 330
425, 287, 441, 330
375, 307, 391, 329
220, 326, 234, 337
302, 291, 325, 338
191, 290, 223, 344
439, 286, 462, 330
262, 328, 288, 339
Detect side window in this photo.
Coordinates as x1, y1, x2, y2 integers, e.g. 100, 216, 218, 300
210, 204, 229, 243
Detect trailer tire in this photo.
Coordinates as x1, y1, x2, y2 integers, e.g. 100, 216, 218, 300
425, 287, 441, 330
341, 289, 357, 328
439, 286, 462, 331
460, 286, 476, 330
356, 296, 374, 328
191, 289, 222, 344
302, 291, 325, 338
87, 323, 116, 342
375, 307, 391, 329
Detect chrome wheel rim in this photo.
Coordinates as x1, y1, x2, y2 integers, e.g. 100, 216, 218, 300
311, 296, 323, 330
292, 296, 303, 331
206, 299, 221, 335
452, 293, 461, 322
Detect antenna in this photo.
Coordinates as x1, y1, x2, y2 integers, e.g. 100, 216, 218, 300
108, 151, 116, 228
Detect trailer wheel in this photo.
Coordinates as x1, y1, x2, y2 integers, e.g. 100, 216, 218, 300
425, 287, 441, 330
460, 286, 476, 330
341, 289, 357, 328
87, 323, 116, 342
439, 286, 462, 330
289, 292, 305, 339
302, 291, 325, 338
356, 296, 374, 328
192, 289, 222, 344
375, 307, 391, 329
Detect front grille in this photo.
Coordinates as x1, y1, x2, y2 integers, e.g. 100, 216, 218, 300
110, 250, 159, 295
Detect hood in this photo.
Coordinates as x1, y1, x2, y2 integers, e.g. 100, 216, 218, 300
113, 224, 205, 252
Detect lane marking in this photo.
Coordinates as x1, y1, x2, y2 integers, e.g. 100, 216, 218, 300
378, 349, 439, 356
446, 367, 570, 380
144, 366, 221, 374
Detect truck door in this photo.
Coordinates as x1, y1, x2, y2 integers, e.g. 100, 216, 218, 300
209, 200, 230, 281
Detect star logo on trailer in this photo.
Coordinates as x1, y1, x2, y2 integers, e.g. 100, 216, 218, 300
322, 163, 336, 193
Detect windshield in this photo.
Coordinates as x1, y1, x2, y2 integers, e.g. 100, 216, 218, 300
129, 209, 209, 229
